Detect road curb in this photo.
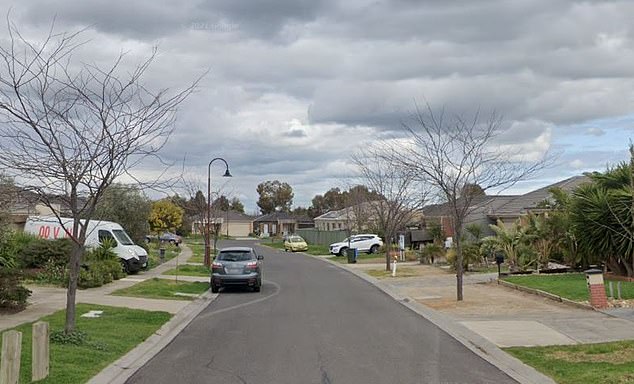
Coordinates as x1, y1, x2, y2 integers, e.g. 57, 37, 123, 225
88, 290, 217, 384
315, 256, 556, 384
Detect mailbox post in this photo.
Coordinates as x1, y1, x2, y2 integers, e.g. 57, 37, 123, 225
585, 268, 608, 309
495, 253, 504, 278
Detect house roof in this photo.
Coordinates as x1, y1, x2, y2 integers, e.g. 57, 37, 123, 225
253, 212, 313, 223
422, 195, 514, 217
211, 210, 254, 222
314, 201, 379, 221
491, 175, 590, 217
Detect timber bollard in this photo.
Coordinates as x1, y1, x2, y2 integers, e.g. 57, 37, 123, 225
32, 322, 49, 381
1, 330, 22, 384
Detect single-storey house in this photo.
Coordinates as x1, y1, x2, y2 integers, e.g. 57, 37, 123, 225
253, 212, 313, 237
191, 210, 255, 238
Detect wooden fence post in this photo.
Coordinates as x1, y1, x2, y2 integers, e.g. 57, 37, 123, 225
32, 322, 49, 381
1, 330, 22, 384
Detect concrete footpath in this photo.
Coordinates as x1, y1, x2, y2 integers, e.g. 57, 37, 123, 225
1, 243, 216, 384
0, 244, 213, 333
336, 260, 634, 348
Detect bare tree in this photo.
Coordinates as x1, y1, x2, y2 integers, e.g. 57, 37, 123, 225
0, 20, 200, 333
390, 103, 548, 301
180, 176, 232, 256
352, 146, 428, 271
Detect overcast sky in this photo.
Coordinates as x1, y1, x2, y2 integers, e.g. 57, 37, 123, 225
3, 0, 634, 213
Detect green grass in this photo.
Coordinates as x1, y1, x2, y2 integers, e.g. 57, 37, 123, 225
366, 267, 421, 279
187, 241, 205, 263
328, 253, 385, 264
163, 264, 210, 277
467, 264, 510, 274
110, 278, 209, 300
506, 340, 634, 384
4, 304, 171, 384
146, 242, 181, 269
503, 273, 634, 302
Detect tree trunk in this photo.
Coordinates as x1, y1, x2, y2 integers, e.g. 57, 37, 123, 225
455, 223, 464, 301
385, 230, 393, 272
64, 243, 82, 333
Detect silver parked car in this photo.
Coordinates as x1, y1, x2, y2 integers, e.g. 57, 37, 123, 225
211, 247, 263, 293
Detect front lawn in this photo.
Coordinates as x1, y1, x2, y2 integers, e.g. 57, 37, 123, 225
503, 273, 634, 302
184, 238, 212, 264
163, 264, 210, 277
110, 278, 209, 300
146, 242, 181, 269
7, 304, 171, 384
328, 253, 385, 264
506, 340, 634, 384
366, 267, 423, 279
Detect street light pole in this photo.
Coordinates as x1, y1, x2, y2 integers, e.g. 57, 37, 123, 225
205, 157, 232, 268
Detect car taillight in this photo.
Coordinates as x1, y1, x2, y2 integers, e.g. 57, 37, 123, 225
246, 261, 258, 270
212, 262, 223, 270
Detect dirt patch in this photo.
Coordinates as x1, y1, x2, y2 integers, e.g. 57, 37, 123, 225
366, 267, 433, 279
413, 282, 586, 317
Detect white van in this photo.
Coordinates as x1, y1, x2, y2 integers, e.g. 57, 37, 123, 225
24, 216, 148, 273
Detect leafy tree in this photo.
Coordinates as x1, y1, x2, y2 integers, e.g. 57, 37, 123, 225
256, 180, 294, 214
93, 184, 151, 245
230, 197, 245, 213
213, 195, 230, 211
0, 174, 16, 230
523, 213, 558, 270
149, 200, 184, 233
546, 187, 580, 267
570, 153, 634, 276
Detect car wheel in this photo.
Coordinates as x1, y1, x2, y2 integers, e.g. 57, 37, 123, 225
370, 244, 379, 254
339, 248, 347, 257
120, 259, 130, 274
211, 284, 219, 293
253, 284, 261, 292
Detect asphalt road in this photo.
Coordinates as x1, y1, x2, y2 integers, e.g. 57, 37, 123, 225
127, 240, 516, 384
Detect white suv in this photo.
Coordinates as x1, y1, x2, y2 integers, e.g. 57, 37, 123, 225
329, 234, 383, 256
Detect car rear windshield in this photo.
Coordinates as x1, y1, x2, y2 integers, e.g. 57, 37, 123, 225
217, 251, 254, 261
290, 237, 303, 242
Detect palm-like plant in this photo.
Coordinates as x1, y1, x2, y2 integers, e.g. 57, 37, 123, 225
569, 143, 634, 277
486, 219, 528, 272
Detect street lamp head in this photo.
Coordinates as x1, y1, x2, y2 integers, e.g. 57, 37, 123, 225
223, 169, 232, 177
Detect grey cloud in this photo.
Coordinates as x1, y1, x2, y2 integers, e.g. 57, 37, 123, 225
285, 129, 307, 138
585, 127, 605, 136
17, 0, 194, 39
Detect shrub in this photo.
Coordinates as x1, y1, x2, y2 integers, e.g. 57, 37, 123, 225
35, 258, 68, 285
0, 230, 38, 268
0, 268, 31, 309
18, 238, 72, 269
79, 244, 124, 288
78, 267, 104, 288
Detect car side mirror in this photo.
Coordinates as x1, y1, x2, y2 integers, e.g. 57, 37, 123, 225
257, 255, 264, 260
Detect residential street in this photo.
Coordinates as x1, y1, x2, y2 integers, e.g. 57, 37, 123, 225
126, 240, 516, 384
